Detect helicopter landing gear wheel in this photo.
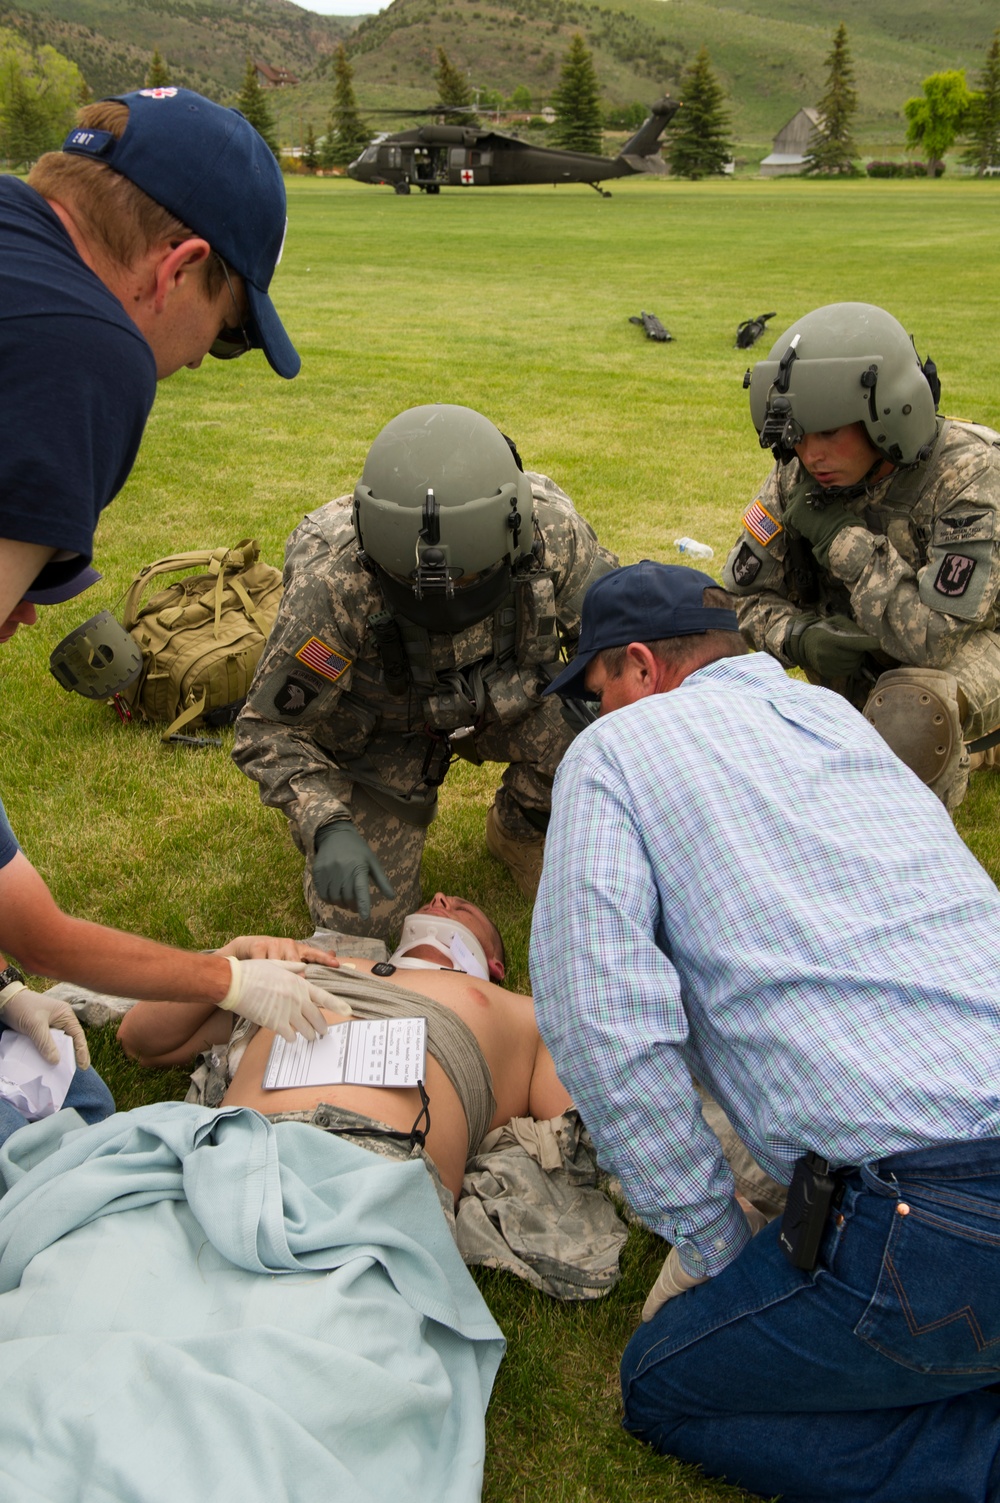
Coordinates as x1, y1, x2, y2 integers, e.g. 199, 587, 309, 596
394, 181, 411, 195
425, 184, 441, 194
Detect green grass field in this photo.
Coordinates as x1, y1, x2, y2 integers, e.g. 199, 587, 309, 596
5, 173, 1000, 1501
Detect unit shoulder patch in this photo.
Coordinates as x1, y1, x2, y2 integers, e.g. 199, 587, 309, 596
294, 636, 352, 683
731, 542, 763, 586
743, 499, 783, 547
934, 553, 976, 598
274, 676, 319, 716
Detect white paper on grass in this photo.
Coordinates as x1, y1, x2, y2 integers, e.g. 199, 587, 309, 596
263, 1016, 428, 1091
0, 1028, 76, 1121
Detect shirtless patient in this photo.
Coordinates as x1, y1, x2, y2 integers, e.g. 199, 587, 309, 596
118, 894, 570, 1204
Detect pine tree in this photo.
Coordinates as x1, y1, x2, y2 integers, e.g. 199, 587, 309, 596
323, 43, 369, 168
0, 29, 85, 167
668, 46, 731, 179
435, 47, 476, 125
235, 58, 280, 159
805, 22, 859, 176
963, 28, 1000, 175
1, 65, 50, 168
145, 49, 170, 89
550, 35, 603, 154
303, 123, 319, 171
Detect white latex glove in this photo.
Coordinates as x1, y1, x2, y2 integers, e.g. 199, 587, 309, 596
0, 984, 90, 1069
641, 1200, 771, 1323
218, 936, 341, 966
641, 1245, 709, 1322
218, 958, 351, 1041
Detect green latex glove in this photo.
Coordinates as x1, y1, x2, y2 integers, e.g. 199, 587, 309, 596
785, 613, 881, 679
783, 488, 863, 570
313, 822, 395, 922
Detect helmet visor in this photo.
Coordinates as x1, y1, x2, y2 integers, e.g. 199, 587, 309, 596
750, 354, 884, 444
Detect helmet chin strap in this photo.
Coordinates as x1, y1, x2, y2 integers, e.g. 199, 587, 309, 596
375, 560, 513, 633
806, 456, 893, 507
390, 913, 493, 981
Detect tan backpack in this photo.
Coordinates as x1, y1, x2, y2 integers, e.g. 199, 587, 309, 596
119, 539, 283, 741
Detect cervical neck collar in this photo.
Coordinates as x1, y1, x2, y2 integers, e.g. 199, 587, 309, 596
389, 913, 490, 981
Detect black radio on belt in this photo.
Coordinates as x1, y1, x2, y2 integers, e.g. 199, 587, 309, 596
779, 1152, 841, 1271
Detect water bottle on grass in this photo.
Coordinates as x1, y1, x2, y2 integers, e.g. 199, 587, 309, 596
674, 537, 714, 560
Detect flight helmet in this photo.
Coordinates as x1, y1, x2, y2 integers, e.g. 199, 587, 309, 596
353, 404, 535, 631
746, 302, 938, 467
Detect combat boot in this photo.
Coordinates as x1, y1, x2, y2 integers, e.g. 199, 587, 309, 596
485, 802, 545, 901
969, 744, 1000, 775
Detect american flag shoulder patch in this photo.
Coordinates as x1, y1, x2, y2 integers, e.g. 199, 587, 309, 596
743, 499, 783, 547
294, 636, 351, 683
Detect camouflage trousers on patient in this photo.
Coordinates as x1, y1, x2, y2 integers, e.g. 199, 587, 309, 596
695, 1083, 787, 1219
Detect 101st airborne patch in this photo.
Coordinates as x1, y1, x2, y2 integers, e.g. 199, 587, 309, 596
293, 636, 352, 683
742, 499, 783, 548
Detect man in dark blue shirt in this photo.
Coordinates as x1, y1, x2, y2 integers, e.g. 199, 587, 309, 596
1, 85, 299, 621
0, 90, 340, 1071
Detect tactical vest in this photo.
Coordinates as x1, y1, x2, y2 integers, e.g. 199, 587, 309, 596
373, 559, 562, 731
304, 490, 612, 824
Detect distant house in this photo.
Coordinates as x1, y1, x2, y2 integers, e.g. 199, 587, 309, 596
255, 61, 299, 88
759, 106, 822, 177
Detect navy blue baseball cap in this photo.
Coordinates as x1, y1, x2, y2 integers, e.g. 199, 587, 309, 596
62, 88, 299, 379
543, 560, 739, 700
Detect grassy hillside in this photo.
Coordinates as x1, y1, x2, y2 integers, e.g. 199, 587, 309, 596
327, 0, 1000, 152
242, 0, 1000, 160
0, 0, 355, 100
1, 0, 998, 153
614, 0, 1000, 146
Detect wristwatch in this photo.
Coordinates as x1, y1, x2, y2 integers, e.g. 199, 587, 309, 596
0, 963, 26, 1009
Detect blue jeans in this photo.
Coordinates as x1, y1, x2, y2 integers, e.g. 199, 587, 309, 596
0, 1066, 115, 1148
621, 1138, 1000, 1503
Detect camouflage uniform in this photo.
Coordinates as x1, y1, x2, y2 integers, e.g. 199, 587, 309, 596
233, 473, 616, 937
723, 417, 1000, 806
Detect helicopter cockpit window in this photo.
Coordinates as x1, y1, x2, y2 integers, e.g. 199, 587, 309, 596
359, 145, 378, 164
379, 145, 403, 169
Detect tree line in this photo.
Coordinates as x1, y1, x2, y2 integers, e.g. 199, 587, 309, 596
3, 18, 1000, 179
803, 22, 1000, 178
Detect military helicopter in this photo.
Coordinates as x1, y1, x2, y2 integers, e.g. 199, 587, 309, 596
347, 96, 680, 196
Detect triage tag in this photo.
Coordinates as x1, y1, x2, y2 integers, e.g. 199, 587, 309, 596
263, 1016, 427, 1091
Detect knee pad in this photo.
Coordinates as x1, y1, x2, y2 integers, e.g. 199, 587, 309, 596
863, 668, 967, 806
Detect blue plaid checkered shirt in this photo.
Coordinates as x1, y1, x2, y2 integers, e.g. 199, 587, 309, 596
531, 653, 1000, 1277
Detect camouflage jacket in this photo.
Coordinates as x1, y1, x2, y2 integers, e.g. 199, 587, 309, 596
233, 472, 616, 854
723, 417, 1000, 669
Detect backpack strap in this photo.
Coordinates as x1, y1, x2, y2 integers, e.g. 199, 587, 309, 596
122, 541, 262, 633
228, 573, 272, 637
160, 691, 208, 742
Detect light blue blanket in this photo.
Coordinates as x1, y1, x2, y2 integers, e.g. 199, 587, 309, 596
0, 1102, 505, 1503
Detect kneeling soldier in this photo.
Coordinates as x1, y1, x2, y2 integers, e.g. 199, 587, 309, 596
725, 301, 1000, 809
233, 404, 616, 937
